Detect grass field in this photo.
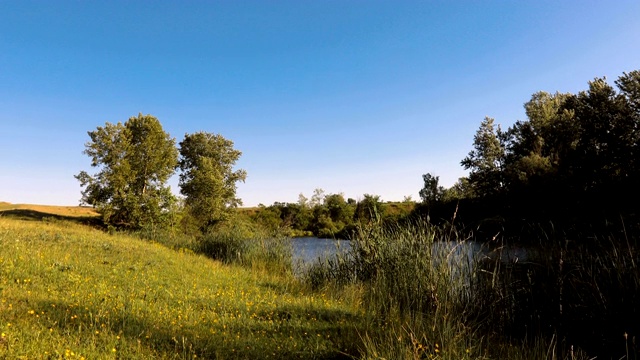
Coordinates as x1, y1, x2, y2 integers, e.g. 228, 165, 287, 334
0, 213, 363, 359
3, 203, 637, 359
0, 202, 98, 217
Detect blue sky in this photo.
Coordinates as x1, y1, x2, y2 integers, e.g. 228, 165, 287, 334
1, 1, 639, 206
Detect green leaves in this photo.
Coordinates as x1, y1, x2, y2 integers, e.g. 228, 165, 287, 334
78, 117, 247, 233
419, 173, 444, 205
451, 70, 640, 216
178, 132, 247, 232
76, 114, 178, 230
461, 117, 505, 198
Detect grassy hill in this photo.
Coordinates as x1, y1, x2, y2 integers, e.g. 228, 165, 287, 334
6, 203, 630, 359
0, 215, 363, 359
0, 202, 98, 217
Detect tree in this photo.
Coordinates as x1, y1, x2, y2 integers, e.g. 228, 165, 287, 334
354, 194, 385, 224
178, 132, 247, 232
297, 193, 309, 208
500, 92, 574, 191
76, 114, 178, 229
615, 71, 640, 184
442, 177, 474, 202
461, 117, 506, 198
310, 188, 326, 208
556, 76, 639, 203
324, 193, 355, 227
617, 70, 640, 113
419, 173, 444, 205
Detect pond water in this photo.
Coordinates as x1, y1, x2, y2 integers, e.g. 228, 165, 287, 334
291, 237, 534, 270
290, 237, 351, 266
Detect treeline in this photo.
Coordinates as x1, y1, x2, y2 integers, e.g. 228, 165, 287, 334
245, 191, 414, 239
78, 70, 640, 241
76, 114, 415, 240
250, 70, 640, 239
419, 70, 640, 237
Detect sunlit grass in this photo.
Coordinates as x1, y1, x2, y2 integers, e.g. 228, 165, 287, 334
0, 218, 363, 359
3, 204, 637, 359
0, 202, 98, 217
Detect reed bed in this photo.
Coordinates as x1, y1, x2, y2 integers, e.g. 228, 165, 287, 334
302, 219, 640, 359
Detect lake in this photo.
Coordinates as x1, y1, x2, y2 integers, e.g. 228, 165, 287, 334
291, 237, 351, 267
291, 236, 534, 271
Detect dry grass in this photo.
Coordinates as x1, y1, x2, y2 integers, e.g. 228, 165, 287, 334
0, 202, 98, 217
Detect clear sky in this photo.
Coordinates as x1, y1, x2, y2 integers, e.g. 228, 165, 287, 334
1, 1, 639, 207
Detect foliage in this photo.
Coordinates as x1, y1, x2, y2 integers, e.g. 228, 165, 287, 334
178, 132, 246, 232
419, 172, 444, 206
440, 70, 640, 226
354, 194, 385, 225
197, 218, 293, 274
75, 114, 178, 230
461, 117, 506, 198
303, 217, 640, 359
442, 177, 474, 202
253, 203, 284, 231
502, 91, 571, 187
249, 192, 418, 239
250, 190, 362, 238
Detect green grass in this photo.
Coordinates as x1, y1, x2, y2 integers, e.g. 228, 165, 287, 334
0, 217, 363, 359
3, 204, 638, 359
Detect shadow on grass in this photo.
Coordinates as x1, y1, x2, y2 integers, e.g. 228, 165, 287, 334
0, 209, 103, 228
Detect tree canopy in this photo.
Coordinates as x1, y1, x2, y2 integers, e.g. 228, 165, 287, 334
461, 117, 505, 198
75, 114, 178, 229
426, 70, 640, 225
77, 115, 248, 233
178, 132, 247, 232
419, 173, 444, 206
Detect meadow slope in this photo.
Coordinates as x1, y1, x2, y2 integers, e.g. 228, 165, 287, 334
0, 217, 363, 359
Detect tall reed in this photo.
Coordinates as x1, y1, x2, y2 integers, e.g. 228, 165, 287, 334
304, 217, 640, 359
304, 219, 485, 358
198, 222, 293, 275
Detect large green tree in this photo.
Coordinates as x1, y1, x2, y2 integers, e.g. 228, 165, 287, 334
461, 117, 506, 198
178, 132, 247, 232
501, 92, 575, 190
76, 114, 178, 229
457, 70, 640, 217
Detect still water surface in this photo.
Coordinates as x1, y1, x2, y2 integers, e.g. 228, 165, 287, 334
290, 237, 351, 266
291, 237, 534, 269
